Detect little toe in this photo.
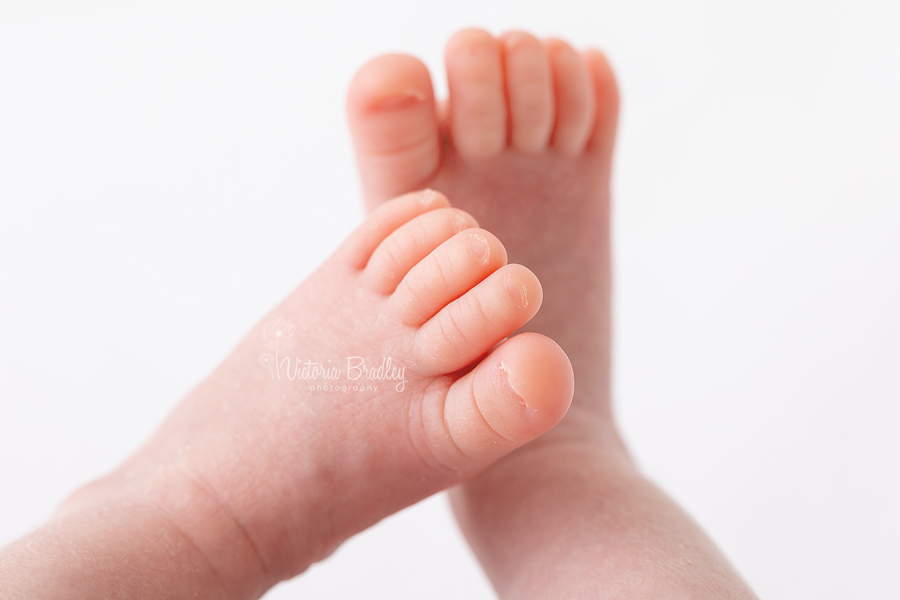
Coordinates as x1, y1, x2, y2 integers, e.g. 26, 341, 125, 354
445, 28, 507, 160
338, 189, 450, 270
347, 54, 441, 208
362, 207, 478, 295
501, 31, 554, 153
546, 38, 595, 155
584, 48, 620, 159
414, 264, 541, 374
389, 228, 508, 326
412, 332, 573, 472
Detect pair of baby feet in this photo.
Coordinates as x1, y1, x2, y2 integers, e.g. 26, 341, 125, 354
51, 28, 752, 599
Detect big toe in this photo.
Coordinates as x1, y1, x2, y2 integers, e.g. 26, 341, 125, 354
347, 54, 441, 209
413, 333, 575, 472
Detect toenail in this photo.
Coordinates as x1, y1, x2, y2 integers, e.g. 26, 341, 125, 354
419, 188, 439, 206
452, 211, 470, 233
370, 89, 427, 111
503, 32, 528, 51
469, 233, 489, 264
504, 274, 528, 308
456, 37, 494, 58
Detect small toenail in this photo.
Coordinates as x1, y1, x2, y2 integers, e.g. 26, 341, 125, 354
419, 188, 438, 206
371, 89, 427, 111
452, 211, 470, 233
419, 188, 442, 207
504, 274, 528, 308
504, 33, 526, 50
469, 233, 489, 264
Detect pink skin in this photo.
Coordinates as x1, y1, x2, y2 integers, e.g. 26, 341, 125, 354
0, 26, 758, 600
0, 189, 574, 598
347, 28, 758, 598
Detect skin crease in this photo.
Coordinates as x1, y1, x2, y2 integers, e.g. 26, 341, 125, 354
347, 28, 758, 598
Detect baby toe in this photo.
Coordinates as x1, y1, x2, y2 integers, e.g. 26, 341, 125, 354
501, 31, 554, 153
388, 228, 508, 326
546, 38, 595, 155
414, 264, 541, 375
338, 189, 451, 270
362, 206, 478, 295
445, 28, 507, 160
411, 332, 573, 471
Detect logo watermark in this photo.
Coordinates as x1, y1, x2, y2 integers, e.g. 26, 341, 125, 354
258, 317, 408, 392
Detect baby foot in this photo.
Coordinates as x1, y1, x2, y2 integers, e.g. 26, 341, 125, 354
348, 29, 755, 598
348, 28, 618, 442
55, 189, 573, 596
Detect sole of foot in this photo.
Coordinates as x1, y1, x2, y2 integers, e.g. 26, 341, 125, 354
57, 188, 574, 595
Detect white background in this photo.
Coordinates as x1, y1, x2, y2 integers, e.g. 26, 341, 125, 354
1, 1, 899, 598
